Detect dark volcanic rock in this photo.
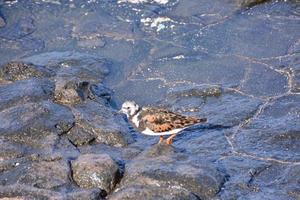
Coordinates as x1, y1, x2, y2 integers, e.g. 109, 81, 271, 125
110, 185, 199, 200
54, 81, 85, 105
72, 154, 120, 195
165, 87, 262, 127
116, 145, 225, 200
0, 78, 54, 111
236, 0, 269, 7
22, 51, 109, 82
21, 52, 110, 105
54, 81, 109, 105
235, 95, 300, 161
0, 139, 24, 162
0, 101, 74, 151
17, 160, 70, 189
0, 184, 102, 200
0, 62, 53, 81
70, 100, 133, 147
218, 156, 300, 199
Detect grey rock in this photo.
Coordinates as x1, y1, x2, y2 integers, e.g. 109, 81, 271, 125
67, 121, 96, 146
0, 184, 102, 200
54, 81, 85, 105
291, 69, 300, 93
54, 81, 108, 105
71, 100, 134, 147
166, 88, 262, 127
118, 144, 225, 200
0, 78, 54, 111
235, 0, 269, 7
72, 154, 120, 195
110, 185, 199, 200
239, 62, 288, 97
22, 51, 109, 82
0, 139, 24, 162
0, 62, 54, 81
17, 160, 70, 189
234, 95, 300, 161
0, 101, 74, 151
66, 188, 102, 200
0, 17, 35, 40
217, 156, 300, 200
77, 37, 106, 49
167, 84, 222, 99
0, 184, 59, 199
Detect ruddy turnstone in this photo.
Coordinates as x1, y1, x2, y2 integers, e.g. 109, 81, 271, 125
119, 101, 207, 145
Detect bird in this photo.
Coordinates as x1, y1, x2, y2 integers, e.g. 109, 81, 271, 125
119, 101, 207, 145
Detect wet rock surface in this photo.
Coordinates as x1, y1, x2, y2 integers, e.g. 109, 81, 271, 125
0, 0, 299, 199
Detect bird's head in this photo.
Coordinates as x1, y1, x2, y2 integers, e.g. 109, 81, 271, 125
119, 101, 140, 117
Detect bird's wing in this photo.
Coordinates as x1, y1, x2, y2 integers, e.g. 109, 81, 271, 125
140, 108, 206, 133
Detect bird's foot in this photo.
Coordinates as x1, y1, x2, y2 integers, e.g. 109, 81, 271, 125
158, 136, 164, 144
166, 134, 176, 145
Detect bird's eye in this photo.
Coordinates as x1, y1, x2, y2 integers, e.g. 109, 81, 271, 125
127, 107, 130, 109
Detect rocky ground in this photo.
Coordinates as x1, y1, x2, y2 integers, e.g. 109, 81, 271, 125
0, 0, 299, 199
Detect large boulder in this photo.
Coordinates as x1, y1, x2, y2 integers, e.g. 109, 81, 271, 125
71, 154, 121, 196
68, 100, 134, 147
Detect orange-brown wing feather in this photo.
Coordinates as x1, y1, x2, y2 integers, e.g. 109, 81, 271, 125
141, 108, 206, 133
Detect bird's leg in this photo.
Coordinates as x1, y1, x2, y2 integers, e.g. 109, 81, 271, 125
166, 134, 176, 145
158, 136, 164, 143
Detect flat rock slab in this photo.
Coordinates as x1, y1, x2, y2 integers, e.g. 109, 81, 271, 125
217, 156, 300, 200
72, 153, 120, 196
234, 94, 300, 161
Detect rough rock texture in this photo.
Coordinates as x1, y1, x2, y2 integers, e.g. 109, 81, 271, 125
0, 0, 299, 199
72, 154, 120, 195
0, 79, 54, 111
0, 62, 53, 81
112, 145, 225, 200
17, 160, 70, 189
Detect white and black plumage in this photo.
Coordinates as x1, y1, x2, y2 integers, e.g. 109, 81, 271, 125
119, 101, 207, 145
